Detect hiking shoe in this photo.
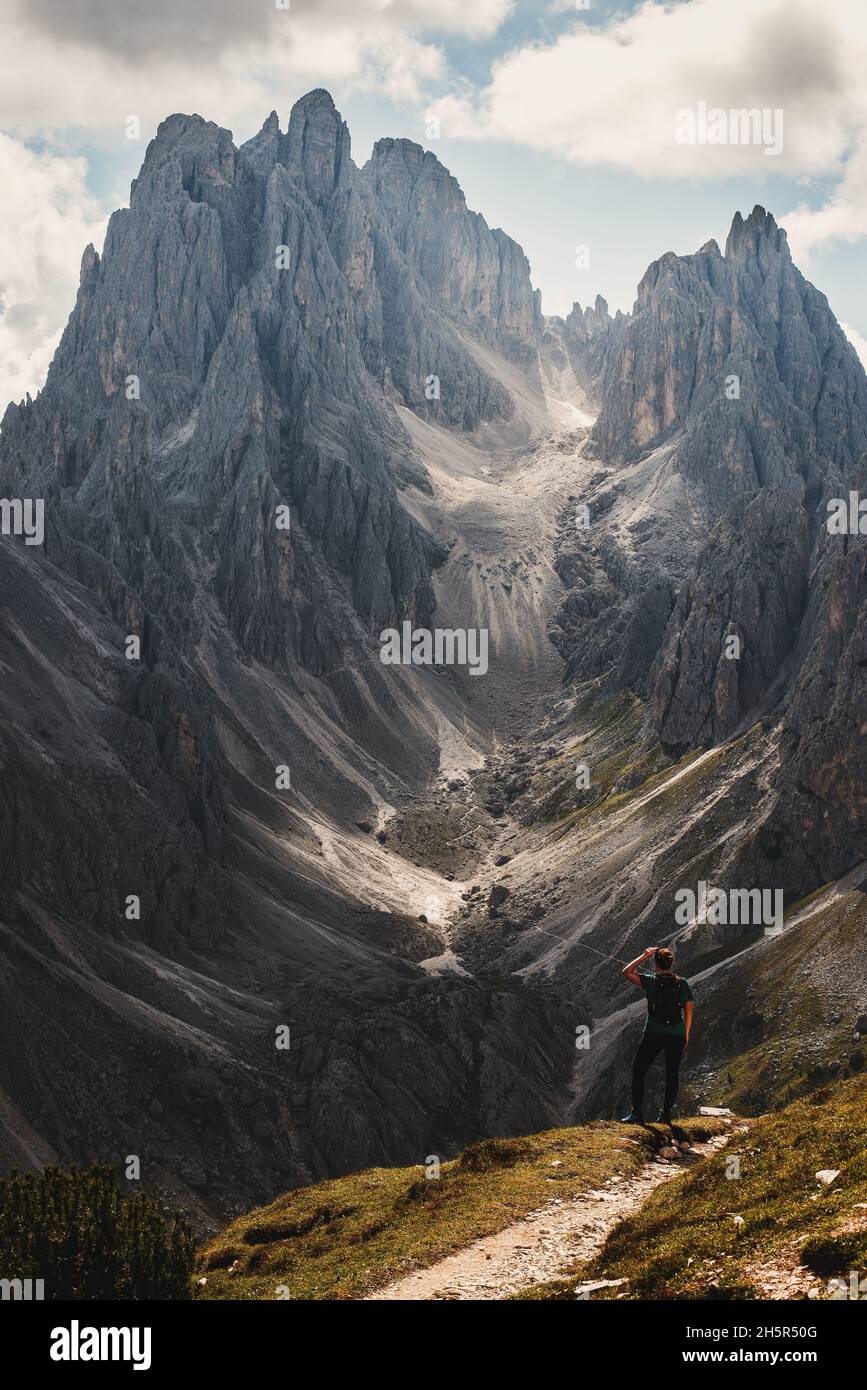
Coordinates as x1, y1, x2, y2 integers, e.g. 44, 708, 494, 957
619, 1111, 645, 1124
656, 1111, 673, 1124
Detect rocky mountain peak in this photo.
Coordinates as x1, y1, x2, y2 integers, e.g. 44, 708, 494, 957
364, 135, 536, 361
367, 136, 468, 218
566, 294, 613, 334
134, 109, 233, 177
286, 87, 352, 201
725, 203, 790, 264
592, 205, 867, 488
79, 242, 100, 284
130, 112, 237, 204
0, 87, 586, 1208
556, 203, 867, 787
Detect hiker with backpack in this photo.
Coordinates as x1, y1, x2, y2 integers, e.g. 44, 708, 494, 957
619, 946, 694, 1125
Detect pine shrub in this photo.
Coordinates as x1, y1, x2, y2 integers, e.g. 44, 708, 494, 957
0, 1165, 194, 1299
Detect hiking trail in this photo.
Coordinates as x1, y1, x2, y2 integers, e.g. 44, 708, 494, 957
366, 1123, 738, 1301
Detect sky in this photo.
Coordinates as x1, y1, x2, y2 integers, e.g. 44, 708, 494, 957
2, 0, 867, 408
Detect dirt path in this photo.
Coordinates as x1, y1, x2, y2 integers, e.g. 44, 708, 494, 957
366, 1128, 735, 1301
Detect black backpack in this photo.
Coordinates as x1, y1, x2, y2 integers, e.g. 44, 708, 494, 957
650, 973, 682, 1026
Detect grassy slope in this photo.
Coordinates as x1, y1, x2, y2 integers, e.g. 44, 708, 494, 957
195, 1117, 727, 1300
533, 689, 675, 834
516, 1074, 867, 1299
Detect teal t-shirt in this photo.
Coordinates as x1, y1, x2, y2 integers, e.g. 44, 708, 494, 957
640, 973, 694, 1038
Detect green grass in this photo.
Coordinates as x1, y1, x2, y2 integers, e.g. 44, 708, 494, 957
597, 746, 714, 818
515, 1074, 867, 1300
551, 744, 718, 841
195, 1117, 727, 1300
566, 683, 642, 733
590, 722, 762, 827
541, 691, 762, 837
528, 688, 734, 840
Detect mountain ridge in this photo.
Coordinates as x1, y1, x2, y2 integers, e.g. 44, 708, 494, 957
1, 91, 866, 1227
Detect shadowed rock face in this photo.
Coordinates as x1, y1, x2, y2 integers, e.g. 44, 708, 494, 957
563, 296, 623, 388
0, 93, 575, 1221
762, 455, 867, 888
649, 489, 810, 747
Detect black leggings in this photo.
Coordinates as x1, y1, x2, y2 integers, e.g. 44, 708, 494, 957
631, 1032, 685, 1115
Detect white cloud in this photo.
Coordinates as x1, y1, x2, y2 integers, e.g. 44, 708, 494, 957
783, 139, 867, 262
431, 0, 862, 173
0, 0, 513, 138
0, 136, 107, 410
842, 322, 867, 369
429, 0, 867, 249
19, 0, 513, 55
